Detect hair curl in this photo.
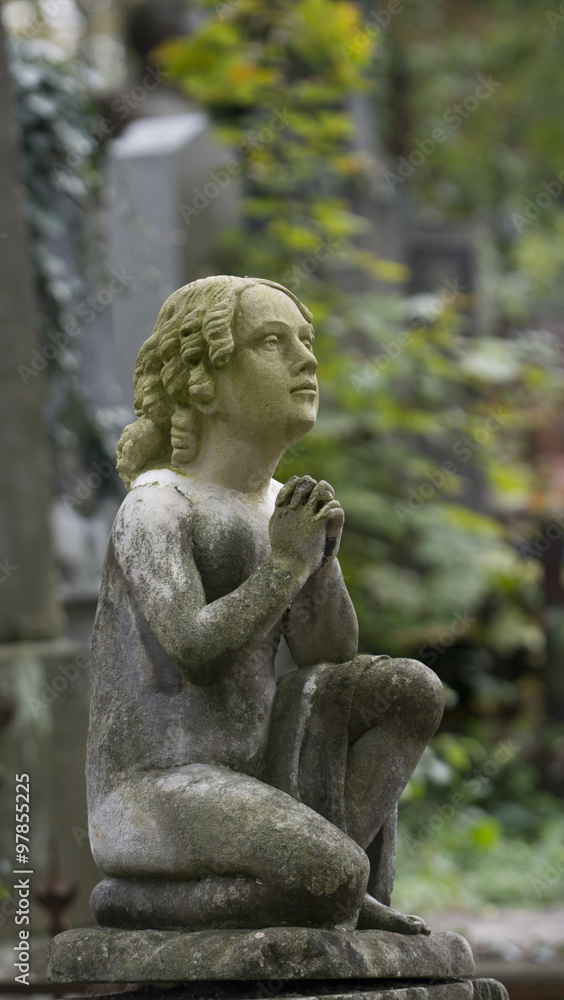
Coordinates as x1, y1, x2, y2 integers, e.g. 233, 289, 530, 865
116, 275, 313, 489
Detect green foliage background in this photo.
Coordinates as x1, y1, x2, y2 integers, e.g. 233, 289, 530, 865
162, 0, 564, 910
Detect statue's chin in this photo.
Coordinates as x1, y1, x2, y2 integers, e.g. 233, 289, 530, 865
286, 414, 317, 448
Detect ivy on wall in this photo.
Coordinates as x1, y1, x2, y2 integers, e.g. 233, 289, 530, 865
9, 38, 119, 504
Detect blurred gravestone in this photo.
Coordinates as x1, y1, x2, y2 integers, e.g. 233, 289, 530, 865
0, 13, 99, 950
67, 111, 240, 593
403, 221, 479, 333
346, 93, 406, 298
91, 112, 240, 410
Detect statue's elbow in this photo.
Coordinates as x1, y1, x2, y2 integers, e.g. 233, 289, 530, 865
338, 640, 359, 664
328, 638, 358, 665
336, 619, 359, 663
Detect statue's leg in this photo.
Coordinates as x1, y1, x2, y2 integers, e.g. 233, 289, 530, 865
266, 654, 443, 850
341, 655, 444, 934
89, 763, 369, 928
365, 802, 397, 905
263, 654, 443, 934
344, 656, 444, 848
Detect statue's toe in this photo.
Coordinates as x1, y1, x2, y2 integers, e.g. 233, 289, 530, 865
358, 893, 432, 935
403, 913, 431, 935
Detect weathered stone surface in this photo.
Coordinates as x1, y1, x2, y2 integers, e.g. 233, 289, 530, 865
47, 926, 475, 983
427, 990, 472, 999
277, 991, 473, 1000
471, 981, 509, 1000
59, 982, 511, 1000
71, 987, 475, 1000
86, 276, 445, 935
293, 991, 473, 1000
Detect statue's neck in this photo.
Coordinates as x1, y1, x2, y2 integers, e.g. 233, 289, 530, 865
175, 427, 284, 497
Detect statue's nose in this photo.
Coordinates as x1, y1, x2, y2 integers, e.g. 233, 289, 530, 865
293, 341, 318, 375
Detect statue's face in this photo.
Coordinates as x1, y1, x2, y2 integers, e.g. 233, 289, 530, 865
211, 284, 319, 449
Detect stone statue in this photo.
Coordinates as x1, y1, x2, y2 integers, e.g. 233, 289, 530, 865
86, 274, 445, 935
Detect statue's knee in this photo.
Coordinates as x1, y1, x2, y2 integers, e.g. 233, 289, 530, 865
351, 654, 444, 739
308, 821, 369, 892
391, 657, 445, 738
346, 836, 371, 894
322, 836, 369, 922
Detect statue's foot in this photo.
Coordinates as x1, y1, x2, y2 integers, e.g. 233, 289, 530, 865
356, 893, 431, 935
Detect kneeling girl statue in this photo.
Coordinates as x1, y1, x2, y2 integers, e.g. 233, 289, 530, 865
87, 275, 445, 934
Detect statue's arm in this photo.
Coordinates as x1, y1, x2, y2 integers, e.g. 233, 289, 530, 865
283, 556, 359, 667
111, 484, 311, 686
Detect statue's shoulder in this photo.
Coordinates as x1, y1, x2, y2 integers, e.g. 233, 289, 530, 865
113, 468, 196, 541
129, 467, 197, 501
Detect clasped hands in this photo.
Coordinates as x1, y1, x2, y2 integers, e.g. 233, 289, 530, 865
269, 475, 344, 578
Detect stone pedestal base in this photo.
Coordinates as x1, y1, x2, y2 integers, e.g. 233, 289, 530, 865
65, 986, 508, 1000
46, 927, 508, 998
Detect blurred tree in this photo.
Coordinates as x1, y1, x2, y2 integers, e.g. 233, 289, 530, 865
162, 14, 552, 595
161, 0, 564, 827
0, 16, 62, 640
369, 0, 564, 736
373, 0, 564, 239
8, 37, 122, 515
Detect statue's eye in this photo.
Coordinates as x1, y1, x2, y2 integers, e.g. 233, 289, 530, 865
262, 336, 279, 350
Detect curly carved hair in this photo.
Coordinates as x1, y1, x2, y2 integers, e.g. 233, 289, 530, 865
116, 275, 313, 489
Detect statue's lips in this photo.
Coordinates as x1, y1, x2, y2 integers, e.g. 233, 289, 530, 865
290, 384, 318, 394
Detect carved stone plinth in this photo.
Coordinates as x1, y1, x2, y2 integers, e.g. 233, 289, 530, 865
46, 926, 508, 997
51, 986, 509, 1000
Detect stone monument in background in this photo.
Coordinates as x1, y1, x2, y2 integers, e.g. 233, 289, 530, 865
0, 12, 100, 943
47, 276, 508, 998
